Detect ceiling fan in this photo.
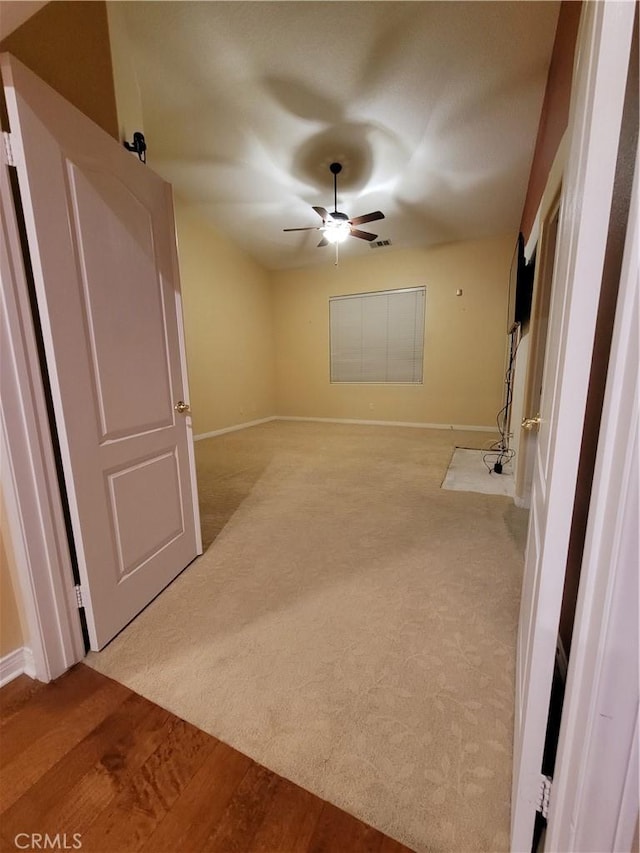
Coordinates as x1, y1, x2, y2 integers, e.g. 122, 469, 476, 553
284, 162, 384, 249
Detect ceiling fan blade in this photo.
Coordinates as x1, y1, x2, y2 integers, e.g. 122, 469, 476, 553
350, 228, 378, 241
312, 206, 329, 220
283, 226, 321, 232
349, 211, 385, 226
317, 236, 329, 247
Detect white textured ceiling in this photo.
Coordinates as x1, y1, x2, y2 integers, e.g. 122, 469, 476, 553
119, 1, 559, 270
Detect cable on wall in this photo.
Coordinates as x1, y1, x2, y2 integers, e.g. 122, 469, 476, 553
483, 321, 520, 474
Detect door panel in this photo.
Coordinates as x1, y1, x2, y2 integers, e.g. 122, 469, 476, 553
67, 164, 175, 439
511, 4, 635, 849
108, 448, 185, 579
1, 53, 202, 650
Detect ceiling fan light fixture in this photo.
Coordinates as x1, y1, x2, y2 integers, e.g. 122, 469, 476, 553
323, 219, 351, 244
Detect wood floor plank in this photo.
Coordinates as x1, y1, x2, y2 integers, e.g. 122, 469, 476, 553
34, 700, 173, 842
0, 666, 129, 763
1, 692, 170, 841
200, 762, 280, 852
79, 714, 215, 852
306, 802, 385, 853
140, 741, 251, 853
379, 835, 414, 853
0, 666, 414, 852
0, 676, 46, 724
249, 776, 324, 853
0, 673, 131, 812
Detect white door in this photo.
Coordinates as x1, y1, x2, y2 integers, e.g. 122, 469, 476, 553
2, 54, 202, 651
511, 4, 635, 850
547, 137, 639, 852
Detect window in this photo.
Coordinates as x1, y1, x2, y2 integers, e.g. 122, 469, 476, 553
329, 287, 426, 383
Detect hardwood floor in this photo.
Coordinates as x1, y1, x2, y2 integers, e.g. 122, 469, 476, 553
0, 666, 412, 853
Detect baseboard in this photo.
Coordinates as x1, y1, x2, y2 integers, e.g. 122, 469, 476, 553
193, 416, 277, 442
0, 646, 35, 687
276, 416, 497, 432
194, 415, 496, 441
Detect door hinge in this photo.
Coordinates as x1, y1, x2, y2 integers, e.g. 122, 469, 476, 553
74, 584, 84, 609
2, 132, 16, 167
537, 774, 553, 819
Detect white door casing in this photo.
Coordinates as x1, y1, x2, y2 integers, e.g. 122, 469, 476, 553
2, 53, 202, 650
547, 133, 639, 853
511, 3, 635, 850
514, 192, 561, 511
1, 138, 84, 681
513, 134, 566, 512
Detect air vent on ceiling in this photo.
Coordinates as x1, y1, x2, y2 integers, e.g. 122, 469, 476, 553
370, 239, 392, 249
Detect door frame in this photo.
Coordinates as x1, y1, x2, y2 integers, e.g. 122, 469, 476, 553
511, 1, 636, 848
547, 132, 639, 853
1, 142, 84, 682
512, 133, 566, 510
514, 171, 563, 509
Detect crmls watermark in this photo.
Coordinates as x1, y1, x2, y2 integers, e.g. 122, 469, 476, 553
14, 834, 82, 850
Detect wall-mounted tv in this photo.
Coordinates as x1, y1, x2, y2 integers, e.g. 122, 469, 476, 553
513, 232, 536, 328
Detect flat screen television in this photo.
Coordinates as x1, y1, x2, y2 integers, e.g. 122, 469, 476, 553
513, 232, 536, 328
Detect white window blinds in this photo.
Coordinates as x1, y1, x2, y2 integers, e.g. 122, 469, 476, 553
329, 287, 426, 383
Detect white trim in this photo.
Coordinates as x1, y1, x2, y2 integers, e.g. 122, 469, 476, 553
547, 125, 639, 852
0, 137, 85, 683
614, 713, 639, 853
523, 133, 568, 262
0, 646, 35, 687
23, 646, 35, 678
167, 186, 202, 556
193, 416, 278, 441
524, 211, 541, 265
515, 139, 566, 506
277, 416, 497, 432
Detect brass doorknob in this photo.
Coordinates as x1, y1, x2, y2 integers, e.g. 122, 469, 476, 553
174, 400, 190, 414
522, 414, 541, 431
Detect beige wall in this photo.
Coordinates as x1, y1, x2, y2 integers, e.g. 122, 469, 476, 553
175, 200, 277, 435
0, 494, 25, 658
106, 2, 144, 143
273, 235, 514, 427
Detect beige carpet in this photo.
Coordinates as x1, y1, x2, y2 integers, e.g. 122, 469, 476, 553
87, 421, 528, 852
